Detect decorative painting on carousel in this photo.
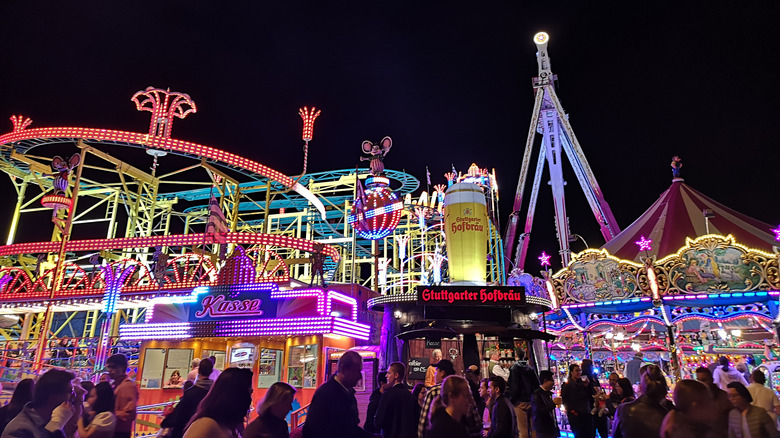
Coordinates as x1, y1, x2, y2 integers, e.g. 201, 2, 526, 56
555, 250, 644, 304
656, 235, 779, 295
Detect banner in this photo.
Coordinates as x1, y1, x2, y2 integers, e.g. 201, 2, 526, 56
416, 285, 526, 307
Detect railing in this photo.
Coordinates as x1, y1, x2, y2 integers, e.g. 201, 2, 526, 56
289, 403, 310, 430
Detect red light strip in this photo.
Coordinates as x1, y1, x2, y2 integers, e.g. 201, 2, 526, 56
0, 232, 339, 261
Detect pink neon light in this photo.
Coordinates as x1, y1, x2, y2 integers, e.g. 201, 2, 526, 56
538, 252, 551, 268
773, 226, 780, 242
131, 87, 197, 138
635, 235, 652, 252
299, 107, 321, 142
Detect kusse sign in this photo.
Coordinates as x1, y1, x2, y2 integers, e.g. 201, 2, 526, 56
416, 286, 526, 306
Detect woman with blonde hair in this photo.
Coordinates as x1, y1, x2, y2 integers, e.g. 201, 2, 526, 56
245, 382, 296, 438
428, 375, 471, 438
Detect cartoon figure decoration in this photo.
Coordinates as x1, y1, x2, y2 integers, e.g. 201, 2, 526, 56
591, 391, 609, 417
361, 136, 392, 176
309, 242, 327, 287
51, 154, 80, 196
670, 155, 682, 178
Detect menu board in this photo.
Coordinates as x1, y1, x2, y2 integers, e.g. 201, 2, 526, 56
141, 348, 166, 389
257, 349, 282, 388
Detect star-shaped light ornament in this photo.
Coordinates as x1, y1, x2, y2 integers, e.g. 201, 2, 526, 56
635, 235, 653, 252
773, 225, 780, 242
538, 251, 552, 268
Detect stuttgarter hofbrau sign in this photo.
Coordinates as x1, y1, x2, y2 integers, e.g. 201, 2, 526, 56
416, 286, 526, 306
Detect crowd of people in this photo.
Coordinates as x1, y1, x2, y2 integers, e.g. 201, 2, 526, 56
2, 346, 780, 438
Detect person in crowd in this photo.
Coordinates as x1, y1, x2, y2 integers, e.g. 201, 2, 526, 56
736, 362, 752, 385
418, 359, 456, 438
303, 351, 368, 438
375, 362, 416, 438
506, 348, 539, 438
660, 379, 711, 438
79, 382, 94, 402
183, 368, 253, 438
2, 369, 78, 438
97, 374, 110, 384
0, 379, 34, 434
726, 382, 779, 438
427, 375, 471, 438
185, 359, 200, 383
486, 376, 518, 438
165, 371, 184, 388
695, 366, 731, 438
581, 359, 607, 438
489, 352, 510, 381
606, 373, 621, 417
105, 354, 138, 438
160, 359, 214, 438
532, 370, 561, 438
713, 356, 748, 390
77, 382, 116, 438
364, 371, 387, 434
244, 381, 295, 438
613, 378, 635, 405
479, 379, 493, 434
181, 381, 193, 393
425, 349, 443, 388
747, 369, 780, 423
625, 352, 644, 386
207, 356, 221, 382
561, 363, 592, 438
612, 364, 670, 438
412, 384, 428, 421
464, 366, 486, 422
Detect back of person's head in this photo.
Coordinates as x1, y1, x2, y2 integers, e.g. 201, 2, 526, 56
616, 378, 635, 399
718, 356, 730, 371
539, 370, 554, 383
92, 382, 115, 414
198, 358, 214, 378
752, 369, 766, 385
412, 383, 425, 400
338, 351, 362, 374
488, 376, 506, 394
189, 368, 254, 433
515, 348, 525, 361
673, 379, 707, 413
640, 364, 667, 401
435, 359, 456, 377
191, 358, 201, 369
581, 359, 594, 375
257, 381, 295, 417
106, 353, 128, 370
34, 369, 75, 406
182, 380, 194, 392
10, 379, 34, 407
389, 362, 406, 383
209, 355, 217, 364
430, 375, 469, 422
377, 370, 388, 386
80, 381, 94, 400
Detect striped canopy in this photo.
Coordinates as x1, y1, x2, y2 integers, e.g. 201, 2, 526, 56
601, 178, 777, 261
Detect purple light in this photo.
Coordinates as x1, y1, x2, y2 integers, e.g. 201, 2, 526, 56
635, 235, 652, 252
538, 251, 551, 267
773, 226, 780, 242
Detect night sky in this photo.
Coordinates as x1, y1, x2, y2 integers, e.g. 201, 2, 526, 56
1, 2, 778, 270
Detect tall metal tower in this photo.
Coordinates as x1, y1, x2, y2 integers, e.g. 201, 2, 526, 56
504, 32, 621, 270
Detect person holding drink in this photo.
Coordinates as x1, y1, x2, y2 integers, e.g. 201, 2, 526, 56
532, 370, 561, 438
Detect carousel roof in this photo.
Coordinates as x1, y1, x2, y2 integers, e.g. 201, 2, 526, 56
601, 178, 777, 261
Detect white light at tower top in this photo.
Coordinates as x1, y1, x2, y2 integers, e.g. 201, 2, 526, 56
533, 32, 549, 44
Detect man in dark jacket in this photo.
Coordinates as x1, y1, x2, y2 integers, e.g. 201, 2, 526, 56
506, 349, 539, 438
2, 369, 77, 438
487, 376, 518, 438
375, 362, 416, 438
625, 352, 644, 385
531, 370, 560, 438
160, 358, 214, 438
303, 351, 369, 438
695, 366, 731, 438
364, 371, 387, 433
612, 364, 670, 438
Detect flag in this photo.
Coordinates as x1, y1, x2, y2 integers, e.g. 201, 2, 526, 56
206, 195, 228, 244
426, 166, 431, 186
451, 164, 457, 177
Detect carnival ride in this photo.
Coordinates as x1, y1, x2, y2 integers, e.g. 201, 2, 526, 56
504, 32, 621, 272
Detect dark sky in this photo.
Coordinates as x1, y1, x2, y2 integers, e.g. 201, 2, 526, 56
1, 2, 778, 270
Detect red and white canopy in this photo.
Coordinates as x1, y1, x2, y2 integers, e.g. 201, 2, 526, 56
601, 179, 777, 261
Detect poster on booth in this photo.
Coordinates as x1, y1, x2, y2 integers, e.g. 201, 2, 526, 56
444, 183, 488, 285
189, 286, 277, 322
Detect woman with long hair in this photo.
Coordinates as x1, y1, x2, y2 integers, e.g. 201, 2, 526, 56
184, 368, 254, 438
77, 382, 116, 438
561, 363, 593, 438
244, 382, 295, 438
427, 375, 471, 438
613, 378, 635, 404
612, 364, 671, 438
0, 379, 34, 434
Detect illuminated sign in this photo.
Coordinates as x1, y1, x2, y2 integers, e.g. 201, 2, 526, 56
189, 285, 277, 322
416, 286, 526, 307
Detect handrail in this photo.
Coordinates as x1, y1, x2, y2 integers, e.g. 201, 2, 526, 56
289, 403, 310, 429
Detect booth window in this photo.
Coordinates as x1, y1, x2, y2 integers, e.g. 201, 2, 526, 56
288, 344, 318, 388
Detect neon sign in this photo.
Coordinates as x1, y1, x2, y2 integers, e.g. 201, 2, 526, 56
416, 286, 526, 306
194, 295, 264, 318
